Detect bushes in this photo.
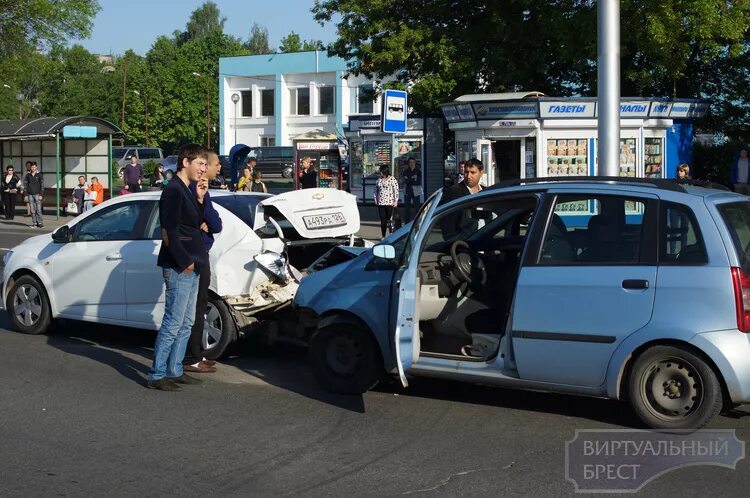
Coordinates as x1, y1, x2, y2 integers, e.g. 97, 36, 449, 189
692, 142, 746, 187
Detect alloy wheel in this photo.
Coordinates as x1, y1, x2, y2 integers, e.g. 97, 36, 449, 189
202, 303, 223, 350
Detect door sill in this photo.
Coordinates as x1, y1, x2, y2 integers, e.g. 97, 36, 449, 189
420, 351, 496, 363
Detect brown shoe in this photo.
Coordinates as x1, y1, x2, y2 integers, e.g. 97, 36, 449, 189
183, 363, 216, 373
199, 359, 217, 368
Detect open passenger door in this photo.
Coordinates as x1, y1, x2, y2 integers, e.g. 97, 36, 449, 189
394, 190, 443, 387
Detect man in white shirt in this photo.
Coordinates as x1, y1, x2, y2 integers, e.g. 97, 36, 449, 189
732, 149, 750, 195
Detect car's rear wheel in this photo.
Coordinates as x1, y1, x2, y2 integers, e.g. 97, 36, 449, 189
7, 275, 52, 335
628, 346, 723, 431
309, 325, 383, 394
201, 297, 237, 360
282, 166, 293, 178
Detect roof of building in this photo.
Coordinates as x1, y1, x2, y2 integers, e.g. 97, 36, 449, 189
0, 116, 123, 139
454, 91, 546, 102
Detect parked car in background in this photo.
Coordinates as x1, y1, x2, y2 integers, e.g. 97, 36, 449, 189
114, 147, 164, 177
295, 177, 750, 430
2, 189, 368, 359
247, 146, 294, 178
161, 155, 178, 182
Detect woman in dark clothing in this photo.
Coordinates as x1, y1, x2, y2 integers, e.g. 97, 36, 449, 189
250, 171, 268, 193
152, 163, 165, 189
299, 156, 318, 189
2, 165, 20, 220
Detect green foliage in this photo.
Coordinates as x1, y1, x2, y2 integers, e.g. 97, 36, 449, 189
0, 0, 100, 56
185, 1, 226, 41
142, 160, 157, 179
245, 23, 271, 54
279, 31, 325, 52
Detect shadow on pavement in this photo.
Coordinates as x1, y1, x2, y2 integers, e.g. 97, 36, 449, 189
45, 320, 154, 386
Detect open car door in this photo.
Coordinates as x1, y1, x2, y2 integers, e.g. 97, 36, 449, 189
394, 189, 443, 387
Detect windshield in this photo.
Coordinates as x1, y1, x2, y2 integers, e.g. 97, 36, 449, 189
212, 193, 271, 228
718, 201, 750, 272
400, 190, 442, 267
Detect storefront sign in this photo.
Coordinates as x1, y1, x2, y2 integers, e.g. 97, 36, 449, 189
479, 120, 536, 128
349, 118, 382, 131
440, 105, 461, 122
649, 101, 672, 117
455, 103, 476, 121
473, 102, 538, 119
296, 142, 339, 151
619, 102, 650, 118
539, 101, 596, 118
669, 102, 709, 118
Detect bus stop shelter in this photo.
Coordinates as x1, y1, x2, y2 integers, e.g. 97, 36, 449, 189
0, 116, 123, 217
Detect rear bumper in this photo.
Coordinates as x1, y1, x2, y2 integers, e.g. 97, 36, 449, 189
690, 330, 750, 403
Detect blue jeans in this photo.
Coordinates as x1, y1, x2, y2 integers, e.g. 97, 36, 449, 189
148, 268, 200, 381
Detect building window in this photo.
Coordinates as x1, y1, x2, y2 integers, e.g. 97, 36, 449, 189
260, 136, 275, 146
261, 89, 274, 117
289, 87, 310, 116
358, 83, 374, 113
240, 90, 252, 117
319, 86, 334, 115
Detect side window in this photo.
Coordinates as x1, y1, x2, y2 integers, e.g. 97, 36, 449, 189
539, 195, 648, 265
281, 148, 294, 159
144, 201, 161, 240
74, 201, 151, 242
139, 148, 161, 160
660, 202, 707, 264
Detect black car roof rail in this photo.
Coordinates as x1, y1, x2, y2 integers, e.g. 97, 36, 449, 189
486, 176, 688, 193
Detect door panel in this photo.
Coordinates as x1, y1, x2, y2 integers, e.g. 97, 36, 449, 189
511, 192, 658, 387
125, 202, 164, 327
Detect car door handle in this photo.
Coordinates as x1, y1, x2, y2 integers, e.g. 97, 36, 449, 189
106, 253, 123, 261
622, 279, 649, 290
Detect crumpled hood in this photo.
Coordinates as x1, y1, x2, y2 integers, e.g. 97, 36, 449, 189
253, 188, 360, 239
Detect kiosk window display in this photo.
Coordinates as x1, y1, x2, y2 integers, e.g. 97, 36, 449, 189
644, 138, 664, 178
293, 138, 343, 190
546, 139, 588, 177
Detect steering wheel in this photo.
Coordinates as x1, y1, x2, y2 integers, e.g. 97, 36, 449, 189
450, 240, 487, 286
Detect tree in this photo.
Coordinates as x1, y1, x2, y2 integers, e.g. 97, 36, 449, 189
303, 39, 325, 51
245, 23, 271, 54
279, 31, 303, 53
0, 0, 100, 56
313, 0, 750, 128
185, 1, 226, 41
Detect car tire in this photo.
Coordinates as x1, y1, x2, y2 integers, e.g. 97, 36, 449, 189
282, 166, 293, 179
628, 345, 723, 431
201, 296, 237, 360
308, 325, 383, 394
7, 275, 52, 335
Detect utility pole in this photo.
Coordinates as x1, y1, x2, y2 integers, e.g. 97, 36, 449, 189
597, 0, 621, 177
121, 59, 129, 131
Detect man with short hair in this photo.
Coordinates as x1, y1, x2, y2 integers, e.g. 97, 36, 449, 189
442, 158, 484, 204
183, 150, 223, 374
401, 157, 422, 222
731, 148, 750, 195
123, 154, 143, 193
72, 175, 87, 215
147, 144, 208, 391
23, 161, 33, 217
24, 162, 44, 228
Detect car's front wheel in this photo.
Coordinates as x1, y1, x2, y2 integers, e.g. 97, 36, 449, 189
7, 275, 52, 335
282, 166, 293, 178
628, 345, 723, 431
309, 325, 383, 394
201, 297, 237, 360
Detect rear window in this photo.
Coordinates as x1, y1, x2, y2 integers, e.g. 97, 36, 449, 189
718, 201, 750, 271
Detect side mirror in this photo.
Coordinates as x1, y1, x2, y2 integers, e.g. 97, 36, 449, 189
372, 244, 396, 260
52, 225, 70, 244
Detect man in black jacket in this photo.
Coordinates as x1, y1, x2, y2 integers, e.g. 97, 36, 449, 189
401, 157, 422, 222
24, 162, 44, 228
147, 143, 208, 391
440, 158, 485, 239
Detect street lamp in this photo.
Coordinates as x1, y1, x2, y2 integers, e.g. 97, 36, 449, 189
231, 92, 240, 145
192, 71, 211, 149
16, 93, 24, 119
133, 90, 149, 146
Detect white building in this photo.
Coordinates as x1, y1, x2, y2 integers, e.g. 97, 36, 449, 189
219, 51, 383, 153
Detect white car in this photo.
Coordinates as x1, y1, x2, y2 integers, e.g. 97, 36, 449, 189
1, 188, 366, 358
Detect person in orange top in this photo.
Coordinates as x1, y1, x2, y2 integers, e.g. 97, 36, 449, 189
87, 176, 105, 206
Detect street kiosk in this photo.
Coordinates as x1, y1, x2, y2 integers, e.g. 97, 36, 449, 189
439, 92, 709, 185
292, 131, 345, 190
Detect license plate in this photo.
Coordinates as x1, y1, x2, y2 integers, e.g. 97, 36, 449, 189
303, 212, 346, 230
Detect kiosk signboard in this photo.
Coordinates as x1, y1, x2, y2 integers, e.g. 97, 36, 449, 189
539, 101, 596, 119
473, 102, 538, 119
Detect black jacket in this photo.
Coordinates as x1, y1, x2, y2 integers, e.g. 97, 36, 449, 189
300, 169, 317, 189
440, 181, 472, 205
156, 178, 208, 272
401, 167, 422, 197
2, 173, 19, 192
24, 172, 43, 195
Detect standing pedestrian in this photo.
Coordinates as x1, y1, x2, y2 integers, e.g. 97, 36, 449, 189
237, 167, 253, 191
401, 157, 422, 222
375, 166, 399, 238
23, 161, 33, 217
251, 171, 268, 193
88, 176, 104, 207
152, 163, 165, 189
183, 150, 223, 374
24, 162, 44, 228
2, 165, 20, 220
72, 176, 87, 215
299, 156, 318, 189
147, 143, 208, 391
676, 164, 691, 181
123, 154, 144, 193
731, 148, 750, 195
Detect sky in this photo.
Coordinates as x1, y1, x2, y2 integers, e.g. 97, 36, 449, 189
78, 0, 338, 56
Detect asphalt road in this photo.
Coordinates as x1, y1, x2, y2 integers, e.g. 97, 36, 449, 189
2, 230, 750, 496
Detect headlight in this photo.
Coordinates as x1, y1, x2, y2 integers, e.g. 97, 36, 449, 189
2, 250, 12, 266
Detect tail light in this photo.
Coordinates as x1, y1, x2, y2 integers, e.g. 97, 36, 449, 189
731, 267, 750, 333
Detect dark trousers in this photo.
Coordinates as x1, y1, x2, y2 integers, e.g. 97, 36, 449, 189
404, 191, 421, 223
184, 263, 210, 363
127, 183, 141, 193
2, 192, 16, 220
378, 205, 394, 238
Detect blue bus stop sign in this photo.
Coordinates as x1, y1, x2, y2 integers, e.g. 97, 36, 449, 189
382, 89, 408, 133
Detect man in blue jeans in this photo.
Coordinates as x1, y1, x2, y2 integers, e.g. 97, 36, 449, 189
147, 143, 208, 391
